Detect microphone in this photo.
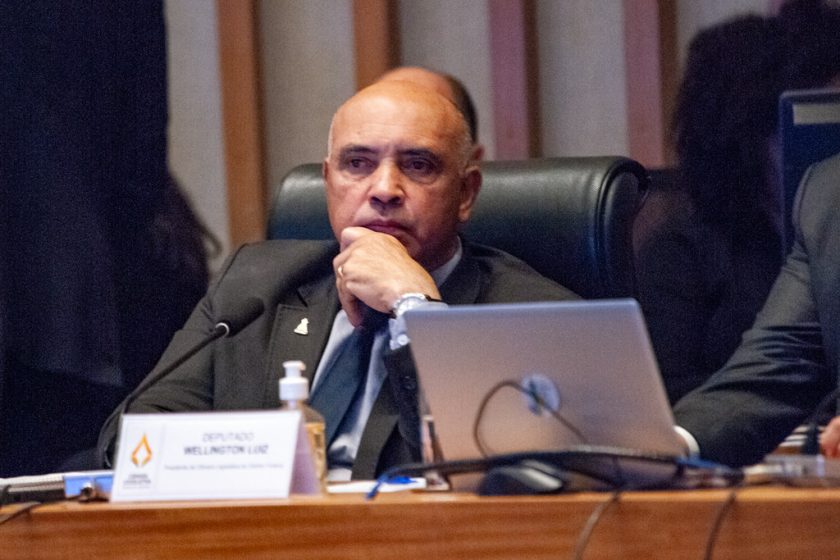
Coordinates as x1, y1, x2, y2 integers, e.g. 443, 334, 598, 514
122, 296, 265, 411
801, 386, 840, 454
213, 296, 266, 337
99, 297, 265, 467
744, 387, 840, 487
735, 387, 840, 488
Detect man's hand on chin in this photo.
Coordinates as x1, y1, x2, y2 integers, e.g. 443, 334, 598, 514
334, 227, 441, 327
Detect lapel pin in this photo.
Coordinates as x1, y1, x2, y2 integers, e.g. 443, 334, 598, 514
294, 318, 309, 335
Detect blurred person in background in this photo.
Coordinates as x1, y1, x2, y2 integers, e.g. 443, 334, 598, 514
0, 1, 214, 476
636, 0, 840, 404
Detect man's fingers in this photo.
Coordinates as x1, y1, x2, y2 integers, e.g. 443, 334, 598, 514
820, 418, 840, 457
336, 273, 364, 326
339, 226, 373, 251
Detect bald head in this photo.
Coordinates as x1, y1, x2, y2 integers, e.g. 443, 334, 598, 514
328, 80, 473, 166
378, 66, 479, 143
379, 66, 457, 102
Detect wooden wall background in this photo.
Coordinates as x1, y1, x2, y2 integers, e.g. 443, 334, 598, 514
164, 0, 773, 265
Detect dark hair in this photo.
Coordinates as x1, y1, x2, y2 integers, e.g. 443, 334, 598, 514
673, 15, 785, 230
673, 1, 840, 235
443, 74, 479, 142
777, 0, 840, 90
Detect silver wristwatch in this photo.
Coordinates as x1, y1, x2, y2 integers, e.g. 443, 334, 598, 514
390, 292, 442, 318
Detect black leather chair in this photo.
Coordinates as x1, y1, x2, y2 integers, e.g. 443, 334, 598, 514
267, 156, 648, 298
632, 166, 686, 258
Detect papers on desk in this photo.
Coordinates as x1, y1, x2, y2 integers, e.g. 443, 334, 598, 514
327, 478, 427, 494
744, 454, 840, 487
0, 471, 425, 504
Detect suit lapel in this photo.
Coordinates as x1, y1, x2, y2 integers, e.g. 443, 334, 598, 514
262, 274, 340, 406
439, 245, 482, 304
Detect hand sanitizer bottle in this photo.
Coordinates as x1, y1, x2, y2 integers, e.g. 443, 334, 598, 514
280, 360, 327, 489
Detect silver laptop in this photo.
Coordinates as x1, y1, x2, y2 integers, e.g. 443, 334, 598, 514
404, 299, 685, 466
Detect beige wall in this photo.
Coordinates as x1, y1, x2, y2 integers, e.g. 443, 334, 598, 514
259, 0, 355, 191
165, 0, 776, 265
537, 0, 628, 157
165, 0, 229, 268
398, 0, 495, 157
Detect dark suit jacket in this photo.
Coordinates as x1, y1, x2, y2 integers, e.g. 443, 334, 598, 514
99, 239, 577, 478
673, 152, 840, 467
636, 202, 783, 404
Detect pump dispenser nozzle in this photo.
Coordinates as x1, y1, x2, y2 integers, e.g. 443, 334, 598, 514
280, 360, 309, 402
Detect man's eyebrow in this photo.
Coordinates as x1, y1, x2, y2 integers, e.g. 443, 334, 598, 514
338, 145, 377, 159
399, 148, 443, 166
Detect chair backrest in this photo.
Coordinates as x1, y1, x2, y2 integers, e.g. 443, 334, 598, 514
632, 166, 687, 258
267, 156, 648, 298
779, 88, 840, 251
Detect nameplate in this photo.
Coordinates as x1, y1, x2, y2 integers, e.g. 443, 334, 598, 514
111, 410, 319, 502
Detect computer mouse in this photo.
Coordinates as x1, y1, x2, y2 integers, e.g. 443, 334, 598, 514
477, 461, 566, 495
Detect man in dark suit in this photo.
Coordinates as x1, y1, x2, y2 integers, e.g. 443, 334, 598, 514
99, 80, 576, 479
673, 152, 840, 466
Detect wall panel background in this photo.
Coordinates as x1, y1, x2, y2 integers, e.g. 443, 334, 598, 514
164, 0, 776, 268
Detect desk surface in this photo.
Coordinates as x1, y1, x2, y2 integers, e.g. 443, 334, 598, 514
3, 486, 839, 559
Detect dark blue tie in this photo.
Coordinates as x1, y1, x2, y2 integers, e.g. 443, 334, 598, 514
309, 320, 381, 446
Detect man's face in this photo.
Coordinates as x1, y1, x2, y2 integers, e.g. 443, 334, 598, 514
324, 83, 480, 271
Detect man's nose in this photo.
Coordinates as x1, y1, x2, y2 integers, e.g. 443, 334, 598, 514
369, 161, 404, 206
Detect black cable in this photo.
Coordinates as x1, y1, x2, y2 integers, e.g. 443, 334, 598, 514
0, 501, 42, 526
572, 490, 622, 560
703, 489, 738, 560
0, 485, 9, 508
366, 447, 743, 500
801, 386, 840, 454
472, 379, 587, 457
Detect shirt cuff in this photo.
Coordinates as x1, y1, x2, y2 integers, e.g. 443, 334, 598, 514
388, 301, 448, 350
674, 425, 700, 458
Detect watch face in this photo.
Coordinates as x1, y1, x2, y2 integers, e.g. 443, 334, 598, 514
393, 293, 429, 317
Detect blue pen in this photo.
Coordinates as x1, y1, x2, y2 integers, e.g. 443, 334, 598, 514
386, 476, 414, 485
366, 475, 415, 500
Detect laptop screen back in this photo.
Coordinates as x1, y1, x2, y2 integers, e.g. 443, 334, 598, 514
404, 299, 684, 462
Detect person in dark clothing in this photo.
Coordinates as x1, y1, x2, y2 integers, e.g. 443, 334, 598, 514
0, 1, 213, 476
636, 0, 840, 404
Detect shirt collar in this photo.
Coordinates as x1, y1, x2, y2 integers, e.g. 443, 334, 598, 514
430, 237, 462, 287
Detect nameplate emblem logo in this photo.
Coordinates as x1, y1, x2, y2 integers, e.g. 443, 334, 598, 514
131, 434, 153, 467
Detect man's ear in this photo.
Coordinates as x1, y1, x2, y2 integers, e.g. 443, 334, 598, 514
322, 158, 330, 181
471, 143, 485, 163
458, 166, 482, 223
